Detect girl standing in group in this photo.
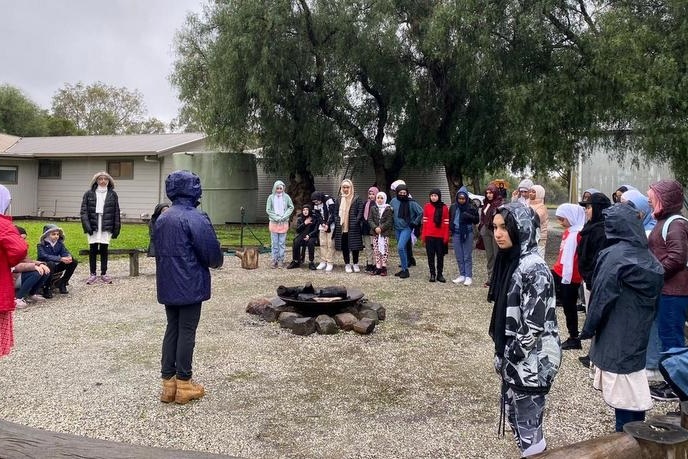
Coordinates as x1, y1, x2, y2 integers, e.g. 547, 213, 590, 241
367, 191, 393, 276
480, 183, 503, 287
80, 171, 121, 284
361, 186, 379, 272
551, 203, 586, 350
449, 186, 479, 286
390, 185, 423, 279
528, 185, 548, 258
334, 179, 364, 273
265, 180, 294, 268
421, 188, 450, 283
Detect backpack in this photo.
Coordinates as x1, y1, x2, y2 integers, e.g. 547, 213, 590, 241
661, 214, 688, 267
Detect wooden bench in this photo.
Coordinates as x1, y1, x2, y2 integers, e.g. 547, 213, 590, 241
0, 418, 236, 458
78, 248, 147, 277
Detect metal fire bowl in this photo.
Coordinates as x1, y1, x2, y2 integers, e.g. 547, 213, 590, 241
278, 288, 364, 316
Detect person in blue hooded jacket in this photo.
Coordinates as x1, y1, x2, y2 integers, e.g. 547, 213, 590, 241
154, 170, 224, 405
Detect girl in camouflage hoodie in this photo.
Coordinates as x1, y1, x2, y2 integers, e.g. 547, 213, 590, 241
488, 202, 561, 457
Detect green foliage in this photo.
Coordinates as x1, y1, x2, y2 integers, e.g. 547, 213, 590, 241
0, 84, 49, 136
51, 82, 167, 135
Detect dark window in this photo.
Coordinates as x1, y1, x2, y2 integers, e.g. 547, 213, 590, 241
107, 160, 134, 180
38, 160, 62, 179
0, 166, 18, 184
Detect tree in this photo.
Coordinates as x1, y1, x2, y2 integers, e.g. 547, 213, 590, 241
172, 0, 411, 200
51, 82, 166, 135
0, 84, 48, 136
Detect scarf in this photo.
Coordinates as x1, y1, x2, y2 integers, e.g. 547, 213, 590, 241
273, 193, 285, 216
396, 185, 411, 224
430, 188, 444, 228
339, 179, 354, 232
556, 203, 585, 283
456, 190, 471, 242
364, 186, 379, 220
95, 185, 108, 214
488, 210, 521, 357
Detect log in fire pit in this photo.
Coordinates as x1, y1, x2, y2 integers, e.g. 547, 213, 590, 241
245, 283, 385, 336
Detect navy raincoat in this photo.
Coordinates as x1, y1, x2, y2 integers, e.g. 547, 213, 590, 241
154, 171, 223, 306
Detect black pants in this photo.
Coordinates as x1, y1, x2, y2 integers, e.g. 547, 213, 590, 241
161, 302, 202, 381
552, 271, 580, 338
425, 236, 445, 277
45, 260, 78, 285
89, 243, 109, 275
340, 232, 359, 265
292, 235, 317, 262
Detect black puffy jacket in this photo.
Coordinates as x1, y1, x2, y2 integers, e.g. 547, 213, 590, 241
80, 173, 121, 238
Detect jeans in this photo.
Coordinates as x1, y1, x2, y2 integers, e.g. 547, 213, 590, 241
396, 227, 412, 270
16, 271, 50, 298
645, 319, 661, 370
452, 232, 474, 278
657, 295, 688, 352
270, 232, 287, 263
161, 302, 202, 380
615, 409, 645, 432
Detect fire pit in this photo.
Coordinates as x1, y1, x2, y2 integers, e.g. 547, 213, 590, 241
246, 284, 385, 335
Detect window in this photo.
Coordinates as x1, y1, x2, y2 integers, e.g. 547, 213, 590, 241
107, 160, 134, 180
0, 166, 18, 184
38, 160, 62, 179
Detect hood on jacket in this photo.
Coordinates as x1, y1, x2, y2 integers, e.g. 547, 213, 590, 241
517, 178, 534, 192
89, 171, 115, 191
498, 202, 539, 256
603, 203, 648, 247
271, 180, 286, 194
455, 186, 468, 204
40, 224, 65, 243
390, 179, 406, 191
649, 179, 684, 219
165, 170, 202, 206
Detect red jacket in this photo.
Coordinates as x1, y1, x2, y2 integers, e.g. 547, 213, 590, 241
0, 215, 28, 312
421, 203, 449, 244
552, 229, 583, 284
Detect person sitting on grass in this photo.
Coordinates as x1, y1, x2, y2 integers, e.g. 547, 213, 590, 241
12, 226, 51, 307
287, 204, 320, 270
36, 224, 78, 295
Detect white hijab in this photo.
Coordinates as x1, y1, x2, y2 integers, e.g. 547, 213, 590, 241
555, 203, 585, 284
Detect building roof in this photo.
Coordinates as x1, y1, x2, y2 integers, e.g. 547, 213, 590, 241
0, 134, 20, 152
1, 133, 207, 157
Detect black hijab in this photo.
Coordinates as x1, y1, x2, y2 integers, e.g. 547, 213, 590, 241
488, 209, 521, 357
430, 188, 444, 228
396, 185, 411, 224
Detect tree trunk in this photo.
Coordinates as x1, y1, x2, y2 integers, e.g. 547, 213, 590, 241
286, 169, 315, 221
444, 160, 464, 201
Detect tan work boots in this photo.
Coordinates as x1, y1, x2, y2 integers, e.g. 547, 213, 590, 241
160, 376, 205, 404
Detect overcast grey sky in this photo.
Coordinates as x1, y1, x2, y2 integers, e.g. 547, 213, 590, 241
1, 0, 204, 123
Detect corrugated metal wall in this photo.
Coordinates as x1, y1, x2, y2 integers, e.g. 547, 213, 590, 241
0, 159, 37, 217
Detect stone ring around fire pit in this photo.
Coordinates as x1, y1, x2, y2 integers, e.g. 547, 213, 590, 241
246, 285, 385, 336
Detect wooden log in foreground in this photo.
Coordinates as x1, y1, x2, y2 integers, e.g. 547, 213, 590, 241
0, 419, 237, 459
235, 247, 259, 269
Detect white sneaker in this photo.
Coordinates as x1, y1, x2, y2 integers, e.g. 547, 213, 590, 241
14, 298, 28, 309
352, 264, 360, 273
316, 262, 327, 270
345, 264, 353, 273
452, 276, 465, 284
325, 263, 334, 272
29, 294, 46, 302
464, 277, 473, 286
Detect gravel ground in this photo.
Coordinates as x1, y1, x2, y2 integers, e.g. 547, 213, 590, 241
0, 247, 676, 458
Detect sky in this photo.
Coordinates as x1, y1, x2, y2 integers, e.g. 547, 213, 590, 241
1, 0, 205, 124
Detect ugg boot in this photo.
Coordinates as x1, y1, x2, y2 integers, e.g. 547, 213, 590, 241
160, 376, 177, 403
175, 378, 205, 404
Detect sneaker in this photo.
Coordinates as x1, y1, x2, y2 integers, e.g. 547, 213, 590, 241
325, 263, 334, 272
28, 294, 46, 302
429, 275, 436, 283
409, 258, 417, 267
86, 274, 98, 285
345, 264, 353, 273
561, 337, 582, 350
316, 262, 327, 270
464, 277, 473, 286
650, 382, 679, 402
577, 303, 586, 313
101, 274, 113, 284
452, 276, 466, 284
15, 298, 28, 309
437, 275, 446, 283
286, 260, 300, 269
352, 264, 360, 273
270, 261, 278, 269
309, 262, 317, 270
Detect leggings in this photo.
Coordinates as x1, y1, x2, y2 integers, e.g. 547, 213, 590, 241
340, 232, 359, 265
372, 235, 389, 267
89, 243, 109, 275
